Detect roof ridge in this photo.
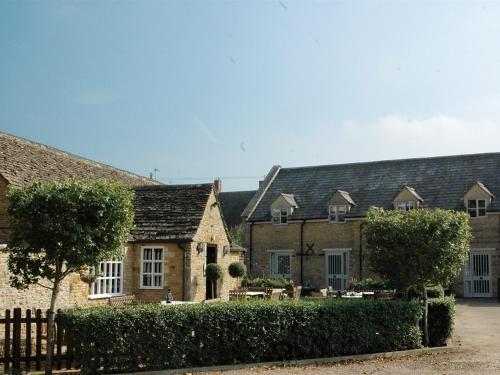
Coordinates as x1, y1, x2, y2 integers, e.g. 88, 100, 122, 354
134, 183, 213, 190
281, 152, 500, 172
0, 131, 157, 185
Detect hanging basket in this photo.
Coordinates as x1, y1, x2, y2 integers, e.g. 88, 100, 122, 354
79, 270, 98, 284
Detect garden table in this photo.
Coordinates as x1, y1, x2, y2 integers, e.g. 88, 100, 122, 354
160, 301, 197, 305
245, 291, 266, 299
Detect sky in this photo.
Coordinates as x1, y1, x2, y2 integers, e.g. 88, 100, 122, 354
1, 1, 500, 191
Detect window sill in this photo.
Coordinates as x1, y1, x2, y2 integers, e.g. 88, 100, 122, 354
139, 286, 164, 290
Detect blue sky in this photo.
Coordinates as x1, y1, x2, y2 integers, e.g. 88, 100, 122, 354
1, 1, 500, 191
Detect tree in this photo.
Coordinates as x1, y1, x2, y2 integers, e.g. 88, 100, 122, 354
205, 263, 223, 299
228, 224, 243, 246
7, 180, 134, 374
228, 261, 246, 286
363, 207, 471, 346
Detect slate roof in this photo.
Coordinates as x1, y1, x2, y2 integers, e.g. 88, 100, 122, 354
0, 131, 158, 187
131, 184, 213, 242
218, 190, 256, 228
247, 153, 500, 222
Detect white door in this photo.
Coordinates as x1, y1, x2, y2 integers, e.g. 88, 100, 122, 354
464, 251, 492, 298
325, 250, 350, 291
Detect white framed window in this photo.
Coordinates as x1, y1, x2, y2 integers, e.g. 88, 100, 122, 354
141, 247, 164, 289
272, 208, 288, 225
397, 201, 415, 211
328, 205, 347, 223
89, 258, 123, 298
269, 250, 292, 278
467, 199, 486, 218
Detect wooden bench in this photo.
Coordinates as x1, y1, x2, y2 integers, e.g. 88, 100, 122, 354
229, 290, 247, 301
108, 294, 136, 307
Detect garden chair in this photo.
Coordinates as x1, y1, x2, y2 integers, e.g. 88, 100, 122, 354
270, 290, 283, 301
108, 294, 136, 307
229, 289, 247, 301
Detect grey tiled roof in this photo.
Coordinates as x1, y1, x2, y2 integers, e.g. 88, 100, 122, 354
247, 153, 500, 222
131, 184, 213, 241
0, 132, 158, 187
218, 190, 256, 228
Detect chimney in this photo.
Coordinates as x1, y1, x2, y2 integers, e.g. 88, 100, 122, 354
149, 172, 154, 180
258, 180, 264, 189
213, 178, 222, 194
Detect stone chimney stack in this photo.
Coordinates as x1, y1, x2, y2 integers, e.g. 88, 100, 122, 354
213, 178, 222, 194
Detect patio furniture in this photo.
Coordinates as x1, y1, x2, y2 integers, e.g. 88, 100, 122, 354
160, 300, 196, 306
202, 297, 221, 304
270, 289, 283, 301
229, 289, 247, 301
374, 290, 396, 300
108, 294, 136, 307
246, 291, 266, 299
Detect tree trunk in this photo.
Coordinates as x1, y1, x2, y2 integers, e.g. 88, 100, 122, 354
45, 279, 60, 375
422, 287, 429, 347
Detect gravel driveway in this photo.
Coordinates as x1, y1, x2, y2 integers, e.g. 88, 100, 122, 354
198, 299, 500, 375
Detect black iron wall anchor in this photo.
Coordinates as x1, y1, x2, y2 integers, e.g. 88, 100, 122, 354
304, 243, 315, 257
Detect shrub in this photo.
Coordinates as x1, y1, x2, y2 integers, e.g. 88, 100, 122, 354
60, 299, 423, 374
426, 297, 455, 346
228, 262, 246, 279
205, 263, 222, 281
351, 278, 392, 290
426, 285, 445, 299
242, 277, 289, 288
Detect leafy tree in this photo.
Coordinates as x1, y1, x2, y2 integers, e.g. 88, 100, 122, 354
363, 207, 471, 346
7, 180, 134, 374
228, 224, 243, 246
205, 263, 223, 299
228, 261, 246, 285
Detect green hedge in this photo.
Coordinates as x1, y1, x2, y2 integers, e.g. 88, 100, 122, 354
427, 297, 455, 347
59, 300, 422, 374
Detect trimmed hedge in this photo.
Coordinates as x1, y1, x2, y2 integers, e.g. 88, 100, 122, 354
60, 299, 422, 374
427, 297, 455, 346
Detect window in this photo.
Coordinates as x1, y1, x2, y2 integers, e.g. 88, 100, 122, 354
272, 208, 288, 225
329, 205, 347, 223
89, 259, 123, 298
397, 201, 415, 211
467, 199, 486, 218
270, 251, 292, 278
141, 247, 164, 288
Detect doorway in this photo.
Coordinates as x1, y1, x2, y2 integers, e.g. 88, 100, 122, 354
464, 250, 492, 298
206, 245, 217, 299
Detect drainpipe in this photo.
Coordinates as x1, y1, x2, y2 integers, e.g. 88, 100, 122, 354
359, 221, 364, 280
178, 243, 188, 301
249, 222, 254, 273
300, 220, 305, 286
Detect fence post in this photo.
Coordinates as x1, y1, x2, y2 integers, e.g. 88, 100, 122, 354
12, 308, 21, 370
35, 309, 42, 371
4, 309, 11, 373
25, 309, 32, 371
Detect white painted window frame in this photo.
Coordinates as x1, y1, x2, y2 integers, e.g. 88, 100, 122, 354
89, 258, 124, 299
466, 198, 487, 218
267, 250, 293, 278
140, 246, 165, 289
328, 205, 347, 223
396, 201, 415, 211
272, 207, 288, 225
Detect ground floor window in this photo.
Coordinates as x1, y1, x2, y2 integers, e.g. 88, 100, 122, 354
141, 247, 164, 288
269, 250, 292, 278
89, 259, 123, 297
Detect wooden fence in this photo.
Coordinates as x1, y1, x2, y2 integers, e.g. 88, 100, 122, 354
0, 308, 77, 373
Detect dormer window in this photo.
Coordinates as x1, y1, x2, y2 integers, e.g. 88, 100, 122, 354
329, 205, 347, 223
397, 201, 415, 211
393, 186, 423, 210
272, 208, 288, 225
467, 199, 486, 218
464, 182, 494, 218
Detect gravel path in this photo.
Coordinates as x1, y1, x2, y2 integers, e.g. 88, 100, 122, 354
196, 299, 500, 375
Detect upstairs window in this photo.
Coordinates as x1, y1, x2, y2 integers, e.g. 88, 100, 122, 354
269, 251, 292, 278
272, 208, 288, 225
467, 199, 486, 218
397, 201, 415, 211
329, 205, 347, 223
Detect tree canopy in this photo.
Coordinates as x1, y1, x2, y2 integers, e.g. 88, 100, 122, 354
364, 207, 471, 291
7, 179, 135, 289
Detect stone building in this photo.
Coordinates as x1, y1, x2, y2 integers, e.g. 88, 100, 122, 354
0, 132, 241, 308
242, 153, 500, 298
